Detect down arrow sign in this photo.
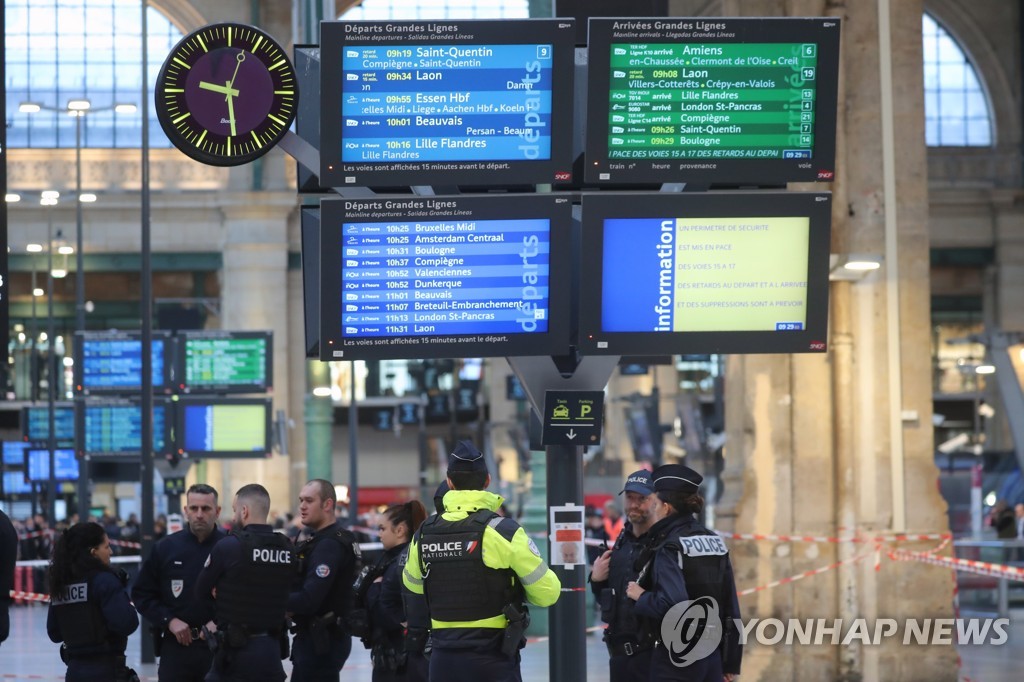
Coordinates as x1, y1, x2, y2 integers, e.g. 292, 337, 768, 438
566, 429, 577, 440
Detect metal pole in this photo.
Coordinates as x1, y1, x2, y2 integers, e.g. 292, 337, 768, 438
139, 0, 156, 665
546, 443, 585, 682
46, 218, 57, 523
348, 362, 358, 525
74, 111, 90, 515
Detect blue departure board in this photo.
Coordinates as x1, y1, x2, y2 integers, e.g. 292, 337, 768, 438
76, 332, 169, 393
26, 449, 79, 482
2, 441, 28, 466
320, 20, 575, 187
79, 401, 169, 455
319, 194, 573, 360
3, 472, 31, 494
23, 404, 75, 444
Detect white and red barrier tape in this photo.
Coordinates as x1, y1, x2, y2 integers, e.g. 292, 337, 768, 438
889, 548, 1024, 583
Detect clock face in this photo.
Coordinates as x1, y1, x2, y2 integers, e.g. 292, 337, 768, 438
156, 23, 297, 167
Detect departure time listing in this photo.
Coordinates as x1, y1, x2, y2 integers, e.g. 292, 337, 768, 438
341, 44, 554, 163
607, 43, 819, 159
339, 218, 550, 340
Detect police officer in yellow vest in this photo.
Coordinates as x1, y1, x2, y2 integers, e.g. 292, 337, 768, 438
403, 441, 560, 682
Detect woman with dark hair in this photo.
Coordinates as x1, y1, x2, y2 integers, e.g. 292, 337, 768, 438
626, 464, 743, 681
353, 500, 429, 681
47, 522, 140, 681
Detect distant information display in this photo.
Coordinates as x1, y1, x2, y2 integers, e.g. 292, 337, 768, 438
183, 336, 268, 390
606, 42, 819, 160
82, 403, 167, 454
602, 216, 810, 332
80, 337, 166, 390
27, 449, 79, 482
183, 404, 267, 453
24, 405, 75, 443
2, 441, 28, 466
320, 195, 573, 360
585, 18, 840, 184
319, 20, 575, 186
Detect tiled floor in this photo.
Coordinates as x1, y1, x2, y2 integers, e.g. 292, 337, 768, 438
0, 603, 1018, 681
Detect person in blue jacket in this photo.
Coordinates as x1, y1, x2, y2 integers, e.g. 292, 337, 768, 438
133, 483, 226, 681
626, 464, 742, 682
47, 522, 140, 681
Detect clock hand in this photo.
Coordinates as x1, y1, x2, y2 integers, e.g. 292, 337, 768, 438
225, 83, 237, 136
225, 52, 246, 101
198, 81, 239, 97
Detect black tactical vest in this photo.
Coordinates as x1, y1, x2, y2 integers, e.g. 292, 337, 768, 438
215, 529, 294, 632
603, 527, 647, 635
417, 509, 516, 622
51, 573, 115, 657
295, 524, 360, 620
664, 530, 731, 608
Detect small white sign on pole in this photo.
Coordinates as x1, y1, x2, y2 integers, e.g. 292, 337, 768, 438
549, 503, 586, 568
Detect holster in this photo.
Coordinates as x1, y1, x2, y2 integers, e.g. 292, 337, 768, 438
347, 607, 371, 640
500, 604, 529, 658
150, 625, 164, 657
112, 655, 140, 682
371, 643, 407, 672
405, 627, 428, 655
309, 612, 336, 656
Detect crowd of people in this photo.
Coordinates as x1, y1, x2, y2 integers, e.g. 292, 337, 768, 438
0, 442, 755, 681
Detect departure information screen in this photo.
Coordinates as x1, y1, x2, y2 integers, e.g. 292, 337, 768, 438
24, 405, 75, 443
181, 402, 269, 455
319, 194, 573, 360
3, 472, 31, 494
26, 449, 79, 482
320, 20, 575, 186
81, 403, 168, 455
79, 336, 166, 392
3, 441, 28, 466
585, 18, 840, 184
180, 333, 270, 392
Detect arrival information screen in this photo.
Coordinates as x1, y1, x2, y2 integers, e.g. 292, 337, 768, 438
340, 217, 550, 338
601, 216, 810, 332
341, 43, 553, 162
184, 338, 267, 388
607, 42, 818, 160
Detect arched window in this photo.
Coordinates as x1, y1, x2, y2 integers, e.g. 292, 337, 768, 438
923, 13, 992, 146
5, 0, 183, 148
343, 0, 530, 20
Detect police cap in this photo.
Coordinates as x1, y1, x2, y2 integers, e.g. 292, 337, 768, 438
447, 440, 487, 473
650, 464, 703, 494
619, 469, 654, 496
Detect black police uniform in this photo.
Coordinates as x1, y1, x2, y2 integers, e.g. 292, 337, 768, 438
590, 470, 657, 682
287, 520, 359, 680
633, 465, 742, 681
47, 568, 140, 681
194, 524, 294, 682
591, 521, 653, 681
357, 542, 429, 682
0, 509, 17, 646
132, 524, 226, 681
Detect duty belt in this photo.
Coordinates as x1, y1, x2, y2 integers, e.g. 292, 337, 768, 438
603, 632, 651, 657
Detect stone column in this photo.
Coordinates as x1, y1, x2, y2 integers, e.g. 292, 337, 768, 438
210, 191, 296, 513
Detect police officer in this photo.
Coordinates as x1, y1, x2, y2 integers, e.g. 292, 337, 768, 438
46, 522, 140, 681
590, 470, 659, 681
403, 440, 561, 682
287, 478, 360, 680
626, 464, 742, 681
133, 483, 226, 681
195, 484, 294, 682
0, 508, 17, 647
